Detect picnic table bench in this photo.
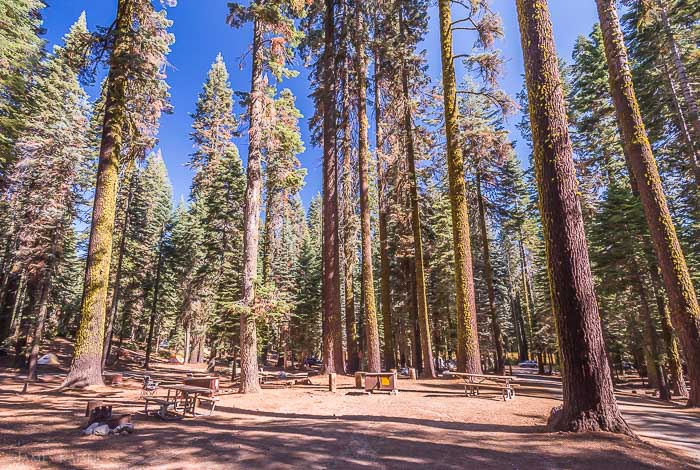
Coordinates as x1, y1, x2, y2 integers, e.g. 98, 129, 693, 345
144, 396, 180, 420
446, 372, 519, 400
144, 384, 215, 419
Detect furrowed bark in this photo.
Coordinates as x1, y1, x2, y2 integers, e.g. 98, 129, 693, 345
516, 0, 631, 433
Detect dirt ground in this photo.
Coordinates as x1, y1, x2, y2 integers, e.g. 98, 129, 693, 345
0, 343, 698, 469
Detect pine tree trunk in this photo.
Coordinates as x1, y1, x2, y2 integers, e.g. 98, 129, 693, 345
662, 58, 700, 186
321, 0, 345, 375
102, 172, 135, 367
238, 18, 265, 393
144, 227, 165, 371
355, 6, 380, 373
649, 264, 689, 397
631, 258, 670, 399
63, 0, 132, 389
340, 38, 359, 373
596, 0, 700, 407
437, 0, 481, 374
516, 0, 630, 434
657, 0, 700, 153
400, 49, 435, 378
374, 43, 395, 371
27, 272, 51, 381
476, 169, 505, 375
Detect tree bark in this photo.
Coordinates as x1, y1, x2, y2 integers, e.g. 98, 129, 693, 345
374, 39, 395, 371
631, 257, 670, 399
102, 171, 135, 367
340, 27, 359, 373
656, 0, 700, 154
399, 38, 435, 378
144, 226, 165, 371
437, 0, 481, 374
321, 0, 345, 375
516, 0, 630, 434
596, 0, 700, 407
63, 0, 132, 389
238, 18, 265, 393
355, 6, 380, 373
649, 263, 689, 397
476, 169, 505, 375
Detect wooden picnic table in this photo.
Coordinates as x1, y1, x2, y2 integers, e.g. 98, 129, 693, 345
161, 384, 213, 417
447, 372, 519, 400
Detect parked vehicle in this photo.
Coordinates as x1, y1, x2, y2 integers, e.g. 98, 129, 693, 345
518, 360, 538, 368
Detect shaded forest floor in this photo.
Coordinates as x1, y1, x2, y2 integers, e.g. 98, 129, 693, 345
0, 341, 698, 469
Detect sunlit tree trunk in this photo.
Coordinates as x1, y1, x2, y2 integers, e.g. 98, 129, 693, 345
339, 25, 359, 372
63, 0, 133, 388
354, 5, 380, 373
374, 37, 395, 372
475, 169, 504, 375
239, 18, 264, 393
437, 0, 481, 374
103, 171, 135, 367
596, 0, 700, 407
516, 0, 630, 433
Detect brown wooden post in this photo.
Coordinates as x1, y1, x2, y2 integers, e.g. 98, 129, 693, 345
409, 368, 417, 380
329, 373, 337, 392
354, 372, 363, 389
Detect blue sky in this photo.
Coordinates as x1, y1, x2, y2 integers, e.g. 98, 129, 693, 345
42, 1, 599, 205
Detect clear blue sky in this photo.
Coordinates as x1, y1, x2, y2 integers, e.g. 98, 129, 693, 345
42, 1, 599, 205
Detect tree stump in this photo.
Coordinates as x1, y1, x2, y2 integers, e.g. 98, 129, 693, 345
329, 373, 337, 392
409, 368, 417, 380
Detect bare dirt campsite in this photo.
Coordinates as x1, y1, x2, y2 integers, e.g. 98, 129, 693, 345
0, 341, 698, 469
3, 0, 700, 469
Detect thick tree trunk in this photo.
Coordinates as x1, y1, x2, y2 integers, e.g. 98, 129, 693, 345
63, 0, 132, 389
374, 43, 395, 372
27, 273, 51, 381
321, 0, 345, 375
437, 0, 481, 374
355, 7, 380, 373
102, 172, 135, 367
144, 227, 165, 371
516, 0, 630, 434
239, 19, 265, 393
596, 0, 700, 407
476, 170, 505, 375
